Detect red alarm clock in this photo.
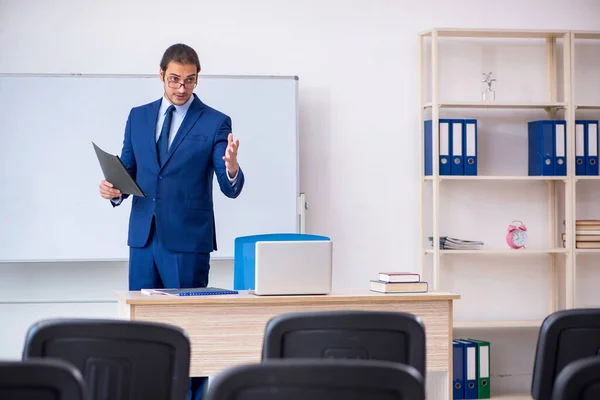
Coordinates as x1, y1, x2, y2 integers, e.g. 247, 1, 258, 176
506, 221, 527, 249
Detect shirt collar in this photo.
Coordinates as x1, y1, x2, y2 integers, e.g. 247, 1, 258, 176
160, 93, 194, 116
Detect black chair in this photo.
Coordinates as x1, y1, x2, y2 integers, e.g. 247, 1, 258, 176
205, 358, 425, 400
531, 308, 600, 400
0, 358, 85, 400
261, 310, 426, 378
22, 318, 191, 400
552, 356, 600, 400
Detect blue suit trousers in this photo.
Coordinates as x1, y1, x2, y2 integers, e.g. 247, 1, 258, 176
129, 218, 210, 400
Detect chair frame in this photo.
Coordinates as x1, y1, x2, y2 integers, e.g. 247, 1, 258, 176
22, 318, 191, 400
531, 308, 600, 399
206, 358, 425, 400
261, 310, 427, 377
0, 358, 86, 399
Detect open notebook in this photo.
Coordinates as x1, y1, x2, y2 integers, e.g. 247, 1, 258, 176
141, 287, 238, 296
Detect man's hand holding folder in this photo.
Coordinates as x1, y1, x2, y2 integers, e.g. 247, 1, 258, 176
99, 180, 121, 200
93, 142, 146, 199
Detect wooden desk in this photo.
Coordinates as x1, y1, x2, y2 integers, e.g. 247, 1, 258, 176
116, 290, 460, 399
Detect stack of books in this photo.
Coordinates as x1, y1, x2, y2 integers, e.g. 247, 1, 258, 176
369, 272, 428, 293
428, 236, 484, 250
562, 220, 600, 249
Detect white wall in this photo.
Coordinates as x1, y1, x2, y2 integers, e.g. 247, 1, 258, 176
1, 0, 599, 396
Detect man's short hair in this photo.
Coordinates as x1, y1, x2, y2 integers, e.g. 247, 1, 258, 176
160, 43, 201, 74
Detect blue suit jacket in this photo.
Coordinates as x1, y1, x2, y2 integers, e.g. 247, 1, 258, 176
116, 94, 245, 253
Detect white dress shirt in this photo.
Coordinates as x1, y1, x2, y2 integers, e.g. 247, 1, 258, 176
156, 94, 193, 149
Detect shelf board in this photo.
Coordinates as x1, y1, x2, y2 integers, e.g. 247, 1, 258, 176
424, 176, 566, 181
454, 319, 543, 329
575, 104, 600, 110
489, 394, 532, 400
575, 249, 600, 254
572, 31, 600, 40
425, 249, 567, 255
575, 176, 600, 180
423, 101, 566, 109
419, 28, 568, 39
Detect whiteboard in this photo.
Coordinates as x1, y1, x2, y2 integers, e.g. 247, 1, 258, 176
0, 73, 299, 261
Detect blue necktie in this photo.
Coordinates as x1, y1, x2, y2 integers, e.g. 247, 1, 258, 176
157, 105, 175, 166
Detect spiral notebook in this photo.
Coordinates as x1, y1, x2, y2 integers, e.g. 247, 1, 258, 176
141, 287, 238, 296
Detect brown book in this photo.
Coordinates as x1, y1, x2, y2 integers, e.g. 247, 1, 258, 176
576, 220, 600, 225
562, 233, 600, 242
563, 220, 600, 225
575, 225, 600, 231
576, 242, 600, 249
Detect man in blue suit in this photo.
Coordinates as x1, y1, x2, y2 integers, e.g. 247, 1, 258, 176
99, 43, 245, 399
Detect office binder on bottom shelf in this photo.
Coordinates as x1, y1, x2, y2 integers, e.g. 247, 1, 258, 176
466, 338, 491, 399
454, 339, 478, 399
453, 340, 465, 399
141, 287, 239, 296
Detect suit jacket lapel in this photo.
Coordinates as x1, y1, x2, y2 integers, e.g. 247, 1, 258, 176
161, 94, 205, 168
146, 98, 162, 168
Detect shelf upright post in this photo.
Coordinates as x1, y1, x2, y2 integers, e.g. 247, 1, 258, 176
545, 35, 559, 314
431, 29, 441, 291
419, 31, 426, 282
565, 32, 576, 309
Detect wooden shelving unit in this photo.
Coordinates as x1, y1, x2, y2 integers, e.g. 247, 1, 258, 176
419, 27, 600, 312
418, 27, 573, 312
419, 27, 600, 397
419, 28, 600, 313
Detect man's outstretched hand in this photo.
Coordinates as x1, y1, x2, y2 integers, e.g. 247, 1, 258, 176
223, 133, 239, 178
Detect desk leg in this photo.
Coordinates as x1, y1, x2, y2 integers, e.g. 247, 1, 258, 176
427, 371, 449, 400
448, 300, 454, 400
117, 302, 132, 320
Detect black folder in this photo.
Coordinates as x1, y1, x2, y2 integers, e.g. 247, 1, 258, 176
93, 142, 146, 197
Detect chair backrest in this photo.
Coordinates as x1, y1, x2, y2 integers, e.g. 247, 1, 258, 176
205, 358, 425, 400
552, 356, 600, 400
0, 358, 85, 400
233, 233, 330, 290
22, 318, 191, 400
531, 308, 600, 400
261, 310, 426, 378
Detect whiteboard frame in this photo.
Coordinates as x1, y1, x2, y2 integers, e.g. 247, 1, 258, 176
0, 73, 305, 263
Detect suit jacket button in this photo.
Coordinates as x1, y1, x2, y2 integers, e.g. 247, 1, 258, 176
158, 175, 163, 180
152, 198, 156, 202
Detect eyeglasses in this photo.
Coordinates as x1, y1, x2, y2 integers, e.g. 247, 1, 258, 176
166, 76, 197, 90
